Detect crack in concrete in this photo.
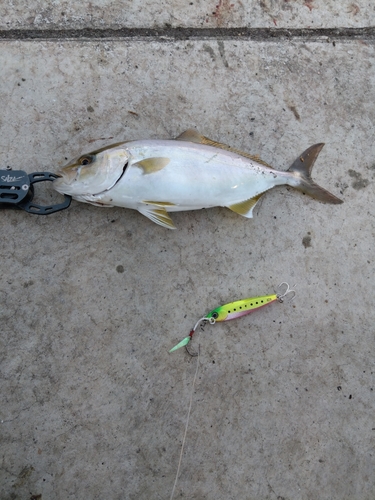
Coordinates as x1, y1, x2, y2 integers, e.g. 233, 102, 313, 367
1, 401, 38, 423
0, 27, 375, 41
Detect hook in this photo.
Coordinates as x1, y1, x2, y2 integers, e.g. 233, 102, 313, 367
185, 317, 215, 357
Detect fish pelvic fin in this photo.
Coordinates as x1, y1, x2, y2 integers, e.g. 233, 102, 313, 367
227, 193, 264, 218
138, 203, 176, 229
287, 144, 343, 204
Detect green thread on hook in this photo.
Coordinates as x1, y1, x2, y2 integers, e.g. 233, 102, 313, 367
169, 336, 191, 353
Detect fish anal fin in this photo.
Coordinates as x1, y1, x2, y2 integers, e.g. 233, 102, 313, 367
138, 204, 176, 229
134, 157, 170, 175
176, 129, 273, 168
228, 193, 264, 218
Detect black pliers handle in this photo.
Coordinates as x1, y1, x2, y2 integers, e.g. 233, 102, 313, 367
0, 170, 71, 215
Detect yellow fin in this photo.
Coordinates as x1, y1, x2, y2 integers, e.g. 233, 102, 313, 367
134, 157, 170, 175
176, 129, 272, 168
138, 204, 176, 229
228, 193, 264, 218
176, 129, 205, 143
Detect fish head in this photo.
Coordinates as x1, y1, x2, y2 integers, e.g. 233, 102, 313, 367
53, 142, 129, 198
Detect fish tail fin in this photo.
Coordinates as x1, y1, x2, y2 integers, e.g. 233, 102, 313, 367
287, 144, 343, 204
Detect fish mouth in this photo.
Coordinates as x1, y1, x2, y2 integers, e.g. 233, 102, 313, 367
52, 169, 79, 195
53, 162, 88, 189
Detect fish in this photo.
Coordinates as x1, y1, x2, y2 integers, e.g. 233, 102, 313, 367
53, 129, 343, 229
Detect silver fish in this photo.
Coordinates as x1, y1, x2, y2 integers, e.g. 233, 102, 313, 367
53, 129, 342, 229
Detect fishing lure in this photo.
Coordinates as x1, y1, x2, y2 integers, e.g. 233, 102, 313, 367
169, 282, 295, 355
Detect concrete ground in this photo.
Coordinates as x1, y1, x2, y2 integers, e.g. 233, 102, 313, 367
1, 2, 375, 499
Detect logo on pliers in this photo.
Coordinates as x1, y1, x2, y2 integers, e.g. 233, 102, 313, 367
1, 175, 24, 182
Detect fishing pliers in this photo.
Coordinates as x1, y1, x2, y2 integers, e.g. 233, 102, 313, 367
0, 168, 71, 215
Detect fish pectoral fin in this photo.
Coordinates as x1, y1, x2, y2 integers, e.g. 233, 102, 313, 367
176, 129, 273, 168
133, 157, 170, 175
138, 204, 176, 229
227, 193, 264, 218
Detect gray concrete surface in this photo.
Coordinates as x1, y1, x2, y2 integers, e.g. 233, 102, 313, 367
1, 4, 375, 500
1, 0, 373, 29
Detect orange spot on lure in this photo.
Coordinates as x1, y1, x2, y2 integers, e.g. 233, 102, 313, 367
169, 283, 295, 354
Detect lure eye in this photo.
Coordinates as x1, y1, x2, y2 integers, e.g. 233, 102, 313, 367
212, 312, 219, 319
79, 155, 93, 166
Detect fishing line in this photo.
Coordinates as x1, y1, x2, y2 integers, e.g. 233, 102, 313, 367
168, 283, 296, 497
169, 337, 200, 500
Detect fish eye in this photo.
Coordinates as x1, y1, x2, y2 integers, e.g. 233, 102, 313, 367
79, 155, 94, 166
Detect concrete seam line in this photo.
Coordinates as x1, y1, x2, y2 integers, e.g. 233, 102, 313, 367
0, 27, 375, 42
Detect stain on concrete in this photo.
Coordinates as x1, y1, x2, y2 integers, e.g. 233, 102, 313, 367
304, 0, 315, 11
336, 180, 349, 195
289, 105, 300, 120
217, 40, 229, 67
203, 43, 216, 61
116, 265, 124, 273
348, 169, 369, 190
212, 0, 235, 27
259, 0, 276, 12
302, 232, 312, 248
348, 3, 360, 16
12, 465, 34, 488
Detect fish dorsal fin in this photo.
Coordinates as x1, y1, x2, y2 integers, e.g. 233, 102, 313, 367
176, 129, 206, 143
227, 193, 264, 218
138, 203, 176, 229
133, 157, 170, 175
176, 129, 273, 168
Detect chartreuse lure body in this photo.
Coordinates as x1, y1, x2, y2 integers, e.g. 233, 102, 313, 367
206, 294, 277, 322
169, 283, 295, 354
